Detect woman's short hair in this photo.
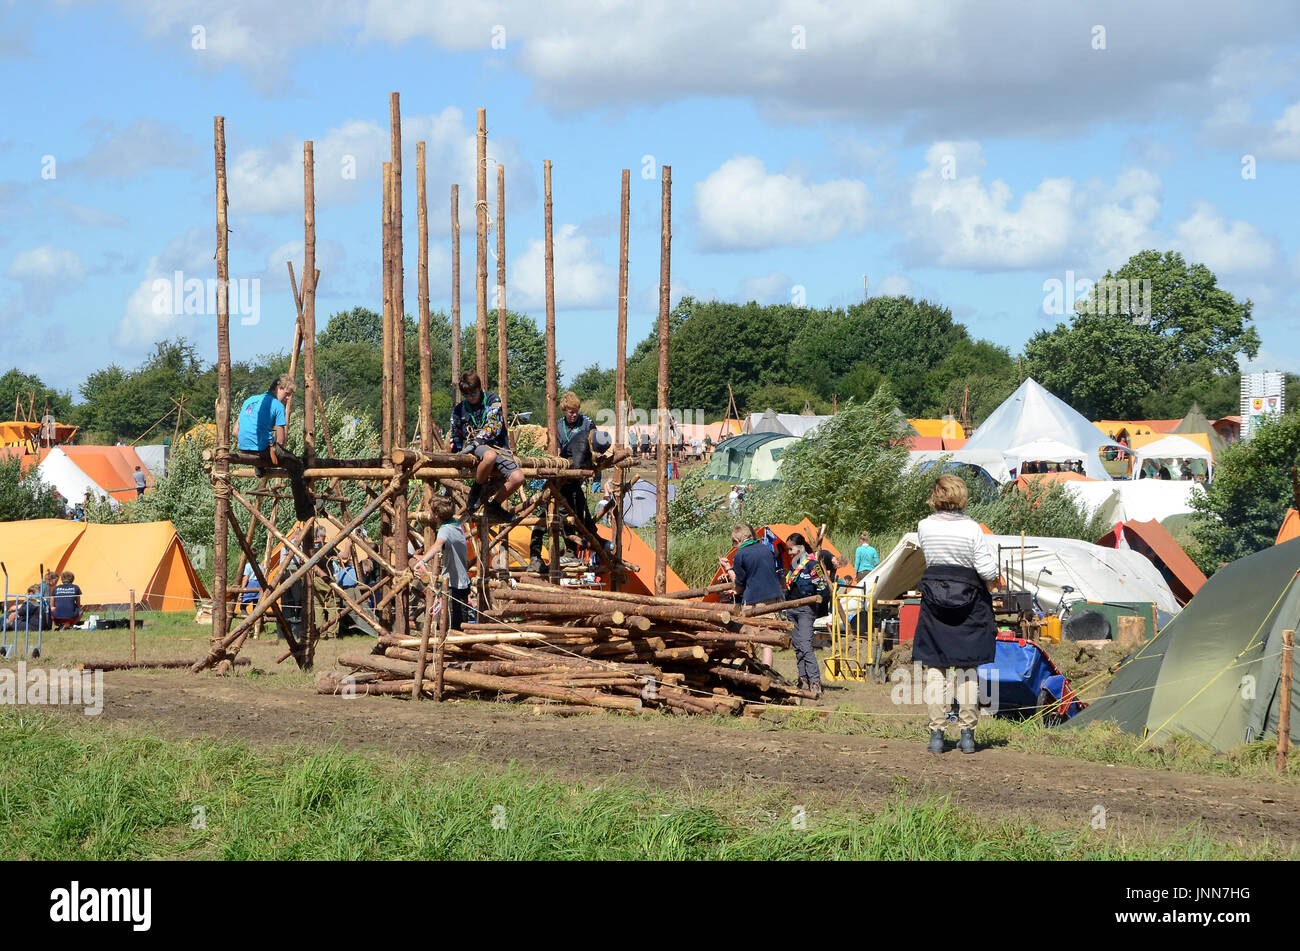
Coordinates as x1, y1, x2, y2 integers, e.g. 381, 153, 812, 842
731, 523, 754, 546
272, 373, 297, 397
559, 391, 581, 412
929, 474, 968, 512
458, 371, 483, 395
61, 571, 74, 583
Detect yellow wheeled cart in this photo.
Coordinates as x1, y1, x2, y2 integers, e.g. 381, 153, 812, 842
823, 581, 885, 683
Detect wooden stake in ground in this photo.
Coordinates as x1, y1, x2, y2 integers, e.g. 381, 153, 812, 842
210, 115, 232, 666
544, 159, 557, 452
451, 183, 461, 394
129, 588, 136, 664
654, 165, 671, 595
476, 107, 488, 380
496, 162, 508, 423
1279, 628, 1294, 773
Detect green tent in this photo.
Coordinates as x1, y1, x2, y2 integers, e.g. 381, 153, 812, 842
1172, 401, 1229, 457
704, 432, 796, 482
1070, 538, 1300, 751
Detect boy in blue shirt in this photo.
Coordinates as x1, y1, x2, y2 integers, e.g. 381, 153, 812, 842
233, 374, 314, 521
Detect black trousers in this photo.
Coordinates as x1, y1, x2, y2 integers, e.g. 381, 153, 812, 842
255, 447, 314, 521
530, 481, 597, 559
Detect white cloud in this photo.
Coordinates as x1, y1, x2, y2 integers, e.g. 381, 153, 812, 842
873, 274, 912, 297
510, 223, 615, 310
68, 118, 198, 181
739, 270, 792, 304
49, 198, 127, 228
1171, 201, 1278, 274
695, 156, 870, 251
226, 107, 530, 227
903, 142, 1162, 272
8, 245, 84, 283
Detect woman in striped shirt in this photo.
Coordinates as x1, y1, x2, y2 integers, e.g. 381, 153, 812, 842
914, 475, 999, 754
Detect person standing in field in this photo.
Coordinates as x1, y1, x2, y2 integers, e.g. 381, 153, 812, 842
914, 475, 998, 755
414, 495, 471, 632
782, 532, 829, 698
719, 523, 785, 670
133, 465, 147, 498
854, 530, 879, 581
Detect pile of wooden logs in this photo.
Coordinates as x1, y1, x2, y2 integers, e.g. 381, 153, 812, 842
317, 581, 817, 715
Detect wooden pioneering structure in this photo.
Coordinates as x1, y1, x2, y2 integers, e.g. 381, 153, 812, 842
189, 94, 807, 712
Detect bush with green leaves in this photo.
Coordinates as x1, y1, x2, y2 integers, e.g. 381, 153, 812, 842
968, 479, 1109, 540
1189, 412, 1300, 572
0, 456, 66, 521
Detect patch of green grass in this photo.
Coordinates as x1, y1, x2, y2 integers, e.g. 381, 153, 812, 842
0, 707, 1280, 860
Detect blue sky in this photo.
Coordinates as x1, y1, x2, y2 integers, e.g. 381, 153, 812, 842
3, 1, 1300, 395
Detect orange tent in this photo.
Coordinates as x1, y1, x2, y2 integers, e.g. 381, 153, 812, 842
38, 445, 154, 503
480, 522, 687, 596
1097, 519, 1206, 605
1278, 509, 1300, 545
1014, 470, 1093, 491
0, 519, 207, 610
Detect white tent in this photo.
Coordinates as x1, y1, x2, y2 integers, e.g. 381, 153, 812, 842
963, 378, 1124, 480
744, 411, 828, 438
135, 444, 167, 478
1132, 434, 1214, 480
1005, 437, 1089, 466
860, 532, 1180, 616
621, 478, 677, 528
1062, 479, 1204, 525
907, 449, 1013, 484
36, 448, 120, 513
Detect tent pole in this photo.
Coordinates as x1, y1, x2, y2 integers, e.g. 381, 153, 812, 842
654, 165, 671, 595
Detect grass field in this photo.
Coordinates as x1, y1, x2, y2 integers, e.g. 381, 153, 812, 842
0, 705, 1277, 861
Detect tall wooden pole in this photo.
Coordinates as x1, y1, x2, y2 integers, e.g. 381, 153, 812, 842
475, 108, 488, 381
1279, 629, 1294, 773
496, 163, 508, 423
451, 184, 461, 394
302, 142, 317, 468
211, 116, 231, 662
613, 169, 631, 590
544, 160, 557, 451
381, 163, 394, 464
381, 162, 395, 601
390, 92, 406, 450
390, 93, 409, 637
416, 141, 434, 551
616, 169, 630, 451
655, 166, 672, 595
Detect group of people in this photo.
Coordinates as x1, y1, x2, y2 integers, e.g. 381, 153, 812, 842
628, 427, 707, 461
3, 570, 83, 631
1017, 459, 1085, 475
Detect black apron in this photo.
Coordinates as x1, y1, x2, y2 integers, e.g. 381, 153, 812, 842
912, 564, 997, 668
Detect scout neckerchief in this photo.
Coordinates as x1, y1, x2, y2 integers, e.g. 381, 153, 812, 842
466, 397, 489, 431
736, 539, 758, 550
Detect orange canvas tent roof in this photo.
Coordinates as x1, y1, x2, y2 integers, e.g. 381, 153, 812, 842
39, 445, 154, 502
1096, 519, 1206, 605
1014, 470, 1093, 491
1278, 509, 1300, 545
0, 519, 207, 610
486, 522, 687, 597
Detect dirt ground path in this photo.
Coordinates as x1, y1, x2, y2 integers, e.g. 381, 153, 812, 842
44, 669, 1300, 848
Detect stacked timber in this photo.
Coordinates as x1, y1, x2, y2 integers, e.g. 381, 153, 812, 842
317, 580, 815, 715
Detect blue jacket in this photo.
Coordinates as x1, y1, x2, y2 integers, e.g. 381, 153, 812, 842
732, 539, 784, 605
